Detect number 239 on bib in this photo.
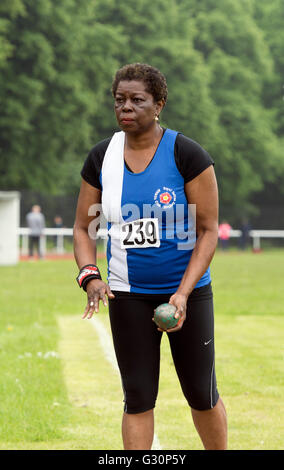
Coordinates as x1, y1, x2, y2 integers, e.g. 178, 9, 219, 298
120, 218, 160, 249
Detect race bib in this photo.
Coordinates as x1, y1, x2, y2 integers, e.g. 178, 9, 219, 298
120, 218, 160, 249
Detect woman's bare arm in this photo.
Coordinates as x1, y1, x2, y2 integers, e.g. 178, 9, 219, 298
177, 165, 219, 296
73, 179, 114, 318
163, 165, 218, 333
73, 179, 101, 268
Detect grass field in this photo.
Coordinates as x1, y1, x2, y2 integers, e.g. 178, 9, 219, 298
0, 250, 283, 450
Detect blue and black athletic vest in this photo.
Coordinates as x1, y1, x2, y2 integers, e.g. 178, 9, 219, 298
100, 128, 211, 293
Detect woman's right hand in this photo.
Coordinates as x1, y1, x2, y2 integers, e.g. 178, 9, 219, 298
82, 279, 115, 319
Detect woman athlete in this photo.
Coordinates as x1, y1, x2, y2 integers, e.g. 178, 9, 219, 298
73, 63, 227, 450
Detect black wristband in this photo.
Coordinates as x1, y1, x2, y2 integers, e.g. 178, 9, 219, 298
76, 264, 102, 291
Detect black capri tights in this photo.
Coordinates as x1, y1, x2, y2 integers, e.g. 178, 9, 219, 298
108, 283, 219, 414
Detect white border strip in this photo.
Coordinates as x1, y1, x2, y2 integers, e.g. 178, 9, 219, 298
91, 316, 162, 450
91, 316, 119, 372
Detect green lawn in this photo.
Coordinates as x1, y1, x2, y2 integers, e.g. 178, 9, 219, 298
0, 250, 283, 449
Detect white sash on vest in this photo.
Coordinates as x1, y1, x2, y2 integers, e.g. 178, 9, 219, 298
101, 131, 130, 290
101, 131, 125, 224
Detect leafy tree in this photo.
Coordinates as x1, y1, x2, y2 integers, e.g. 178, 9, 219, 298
186, 0, 283, 219
0, 0, 124, 193
253, 0, 284, 136
93, 0, 220, 151
94, 0, 283, 219
0, 0, 282, 224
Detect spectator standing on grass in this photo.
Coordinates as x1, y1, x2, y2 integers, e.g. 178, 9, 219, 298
218, 220, 232, 251
53, 215, 63, 248
239, 218, 251, 250
26, 205, 45, 259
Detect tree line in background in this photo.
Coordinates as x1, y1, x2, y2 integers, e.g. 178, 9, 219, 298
0, 0, 283, 224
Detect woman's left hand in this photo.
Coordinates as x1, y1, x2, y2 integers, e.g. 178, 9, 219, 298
155, 292, 188, 333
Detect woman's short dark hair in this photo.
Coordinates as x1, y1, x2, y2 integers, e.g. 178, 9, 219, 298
112, 63, 168, 103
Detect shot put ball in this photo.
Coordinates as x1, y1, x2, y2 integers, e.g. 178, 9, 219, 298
154, 303, 178, 329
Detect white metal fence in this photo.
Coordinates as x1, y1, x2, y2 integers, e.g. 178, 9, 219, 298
230, 229, 284, 251
18, 227, 108, 255
18, 228, 284, 255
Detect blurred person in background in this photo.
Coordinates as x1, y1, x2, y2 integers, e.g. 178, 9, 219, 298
26, 205, 45, 259
53, 215, 63, 248
218, 220, 232, 251
239, 218, 251, 250
54, 215, 63, 229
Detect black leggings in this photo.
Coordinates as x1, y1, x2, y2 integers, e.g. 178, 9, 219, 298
108, 283, 219, 414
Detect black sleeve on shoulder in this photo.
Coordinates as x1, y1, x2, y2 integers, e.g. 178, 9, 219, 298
80, 138, 111, 190
174, 133, 214, 183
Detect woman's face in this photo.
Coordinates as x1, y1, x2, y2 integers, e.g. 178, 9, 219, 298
114, 80, 163, 134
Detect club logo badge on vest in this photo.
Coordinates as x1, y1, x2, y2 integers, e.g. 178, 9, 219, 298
154, 187, 176, 209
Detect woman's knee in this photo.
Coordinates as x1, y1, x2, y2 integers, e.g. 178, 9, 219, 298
122, 379, 158, 414
184, 384, 219, 411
